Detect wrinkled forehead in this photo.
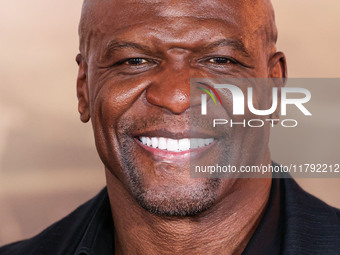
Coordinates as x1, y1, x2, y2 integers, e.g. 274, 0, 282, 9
79, 0, 275, 55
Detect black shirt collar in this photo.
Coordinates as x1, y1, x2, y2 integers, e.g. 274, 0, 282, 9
75, 189, 114, 255
242, 178, 283, 255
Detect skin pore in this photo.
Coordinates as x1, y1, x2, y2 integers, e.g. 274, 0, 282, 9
76, 0, 287, 254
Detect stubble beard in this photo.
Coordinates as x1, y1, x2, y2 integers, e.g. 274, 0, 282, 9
119, 135, 221, 217
115, 115, 228, 217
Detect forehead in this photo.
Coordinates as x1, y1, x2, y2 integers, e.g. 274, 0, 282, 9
81, 0, 268, 55
88, 0, 248, 18
86, 0, 262, 33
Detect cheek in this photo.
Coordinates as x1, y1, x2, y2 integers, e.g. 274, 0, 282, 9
220, 80, 272, 165
87, 71, 151, 170
87, 64, 152, 125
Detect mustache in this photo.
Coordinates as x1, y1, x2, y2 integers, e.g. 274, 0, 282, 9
117, 110, 232, 138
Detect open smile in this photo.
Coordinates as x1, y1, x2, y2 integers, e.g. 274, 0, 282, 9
135, 136, 216, 160
138, 137, 214, 152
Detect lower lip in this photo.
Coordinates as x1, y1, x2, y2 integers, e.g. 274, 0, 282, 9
135, 138, 216, 161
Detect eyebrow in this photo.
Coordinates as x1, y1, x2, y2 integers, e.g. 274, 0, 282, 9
202, 39, 251, 58
102, 38, 251, 60
103, 40, 153, 60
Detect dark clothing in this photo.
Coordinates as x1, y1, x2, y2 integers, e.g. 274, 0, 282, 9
0, 178, 339, 255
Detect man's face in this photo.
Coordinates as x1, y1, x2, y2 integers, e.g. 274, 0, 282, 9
77, 0, 283, 216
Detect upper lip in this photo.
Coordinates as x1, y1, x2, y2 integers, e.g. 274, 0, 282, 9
133, 128, 219, 140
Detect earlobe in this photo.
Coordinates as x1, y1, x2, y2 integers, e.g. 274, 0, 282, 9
76, 54, 90, 123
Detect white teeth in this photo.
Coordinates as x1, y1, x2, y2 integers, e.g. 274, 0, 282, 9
138, 137, 214, 151
191, 138, 199, 149
151, 137, 158, 148
167, 138, 178, 152
141, 137, 147, 145
205, 138, 214, 146
198, 138, 205, 148
158, 137, 167, 150
178, 138, 190, 151
146, 137, 152, 146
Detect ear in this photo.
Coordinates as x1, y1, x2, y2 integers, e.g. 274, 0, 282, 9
76, 54, 90, 123
268, 52, 287, 121
268, 51, 287, 79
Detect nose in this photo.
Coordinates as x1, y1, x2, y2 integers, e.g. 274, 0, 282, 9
146, 62, 192, 114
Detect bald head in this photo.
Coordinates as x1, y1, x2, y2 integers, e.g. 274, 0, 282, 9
78, 0, 278, 60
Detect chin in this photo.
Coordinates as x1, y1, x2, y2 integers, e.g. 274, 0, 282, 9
130, 177, 221, 217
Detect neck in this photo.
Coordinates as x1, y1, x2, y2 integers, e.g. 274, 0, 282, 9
106, 170, 271, 255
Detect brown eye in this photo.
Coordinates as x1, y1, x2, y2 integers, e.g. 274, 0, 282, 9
124, 58, 148, 65
208, 57, 233, 64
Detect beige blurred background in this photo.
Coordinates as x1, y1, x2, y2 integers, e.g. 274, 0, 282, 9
0, 0, 339, 246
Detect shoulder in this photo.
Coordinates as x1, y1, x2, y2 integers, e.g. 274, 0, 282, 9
281, 178, 340, 254
0, 188, 108, 255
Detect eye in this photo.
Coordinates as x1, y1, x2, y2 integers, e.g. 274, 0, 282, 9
108, 57, 158, 74
123, 58, 148, 65
207, 57, 235, 65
